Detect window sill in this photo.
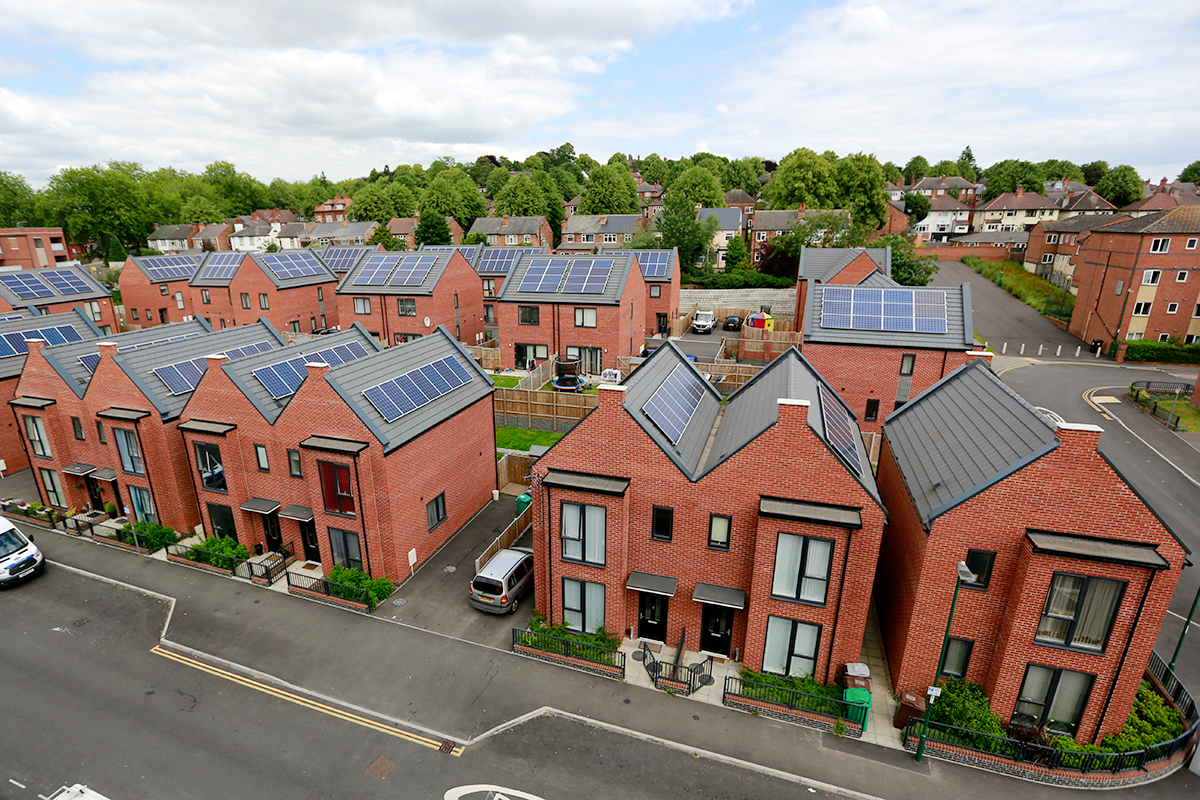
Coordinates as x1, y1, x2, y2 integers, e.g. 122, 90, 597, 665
200, 487, 229, 495
428, 518, 447, 533
1032, 639, 1108, 657
560, 557, 606, 569
323, 509, 356, 519
768, 593, 829, 609
961, 582, 990, 592
707, 544, 730, 552
121, 470, 146, 477
650, 536, 672, 543
32, 454, 53, 460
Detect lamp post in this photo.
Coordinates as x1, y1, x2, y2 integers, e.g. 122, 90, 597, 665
1169, 582, 1200, 672
914, 560, 976, 763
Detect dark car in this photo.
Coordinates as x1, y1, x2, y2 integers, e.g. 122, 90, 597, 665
723, 315, 742, 331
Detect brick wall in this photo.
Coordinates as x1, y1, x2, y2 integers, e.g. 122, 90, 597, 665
119, 261, 195, 328
0, 228, 72, 270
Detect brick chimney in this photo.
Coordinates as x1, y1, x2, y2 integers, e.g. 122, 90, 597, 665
1054, 421, 1103, 456
797, 203, 806, 216
502, 215, 510, 227
305, 361, 331, 380
940, 175, 947, 186
597, 383, 627, 415
1158, 177, 1168, 193
599, 216, 607, 225
1016, 185, 1025, 197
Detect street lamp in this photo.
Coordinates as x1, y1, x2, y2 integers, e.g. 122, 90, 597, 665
914, 560, 976, 763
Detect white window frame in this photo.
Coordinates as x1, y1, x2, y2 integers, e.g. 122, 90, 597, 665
1041, 253, 1053, 264
1178, 271, 1188, 282
1159, 333, 1171, 342
1186, 238, 1198, 250
1167, 302, 1179, 314
1150, 238, 1170, 253
1132, 301, 1152, 316
1046, 234, 1059, 244
505, 234, 517, 245
1142, 270, 1161, 285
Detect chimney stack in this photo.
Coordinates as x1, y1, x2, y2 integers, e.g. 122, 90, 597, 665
1016, 185, 1025, 197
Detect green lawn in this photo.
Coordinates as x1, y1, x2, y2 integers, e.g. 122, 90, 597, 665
539, 380, 598, 394
491, 375, 522, 388
1138, 391, 1200, 432
495, 426, 565, 451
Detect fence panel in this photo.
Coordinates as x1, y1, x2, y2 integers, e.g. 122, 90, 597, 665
465, 345, 501, 370
475, 506, 533, 573
511, 627, 625, 679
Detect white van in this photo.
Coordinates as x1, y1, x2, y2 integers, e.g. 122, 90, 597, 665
0, 517, 44, 586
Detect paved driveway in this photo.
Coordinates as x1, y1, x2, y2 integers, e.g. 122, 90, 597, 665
930, 260, 1090, 358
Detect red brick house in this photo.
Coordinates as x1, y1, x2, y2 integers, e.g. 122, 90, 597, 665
314, 194, 353, 223
874, 359, 1187, 742
1068, 207, 1200, 348
747, 209, 801, 265
251, 208, 301, 225
11, 320, 284, 532
801, 280, 984, 434
188, 250, 342, 335
335, 250, 485, 347
120, 255, 201, 329
0, 263, 119, 335
467, 215, 555, 248
311, 245, 381, 276
494, 252, 645, 372
1120, 184, 1200, 218
0, 308, 103, 473
791, 246, 892, 324
530, 343, 886, 677
972, 187, 1059, 232
602, 248, 682, 336
387, 216, 465, 248
178, 326, 496, 581
0, 227, 73, 270
419, 244, 548, 327
1022, 216, 1121, 285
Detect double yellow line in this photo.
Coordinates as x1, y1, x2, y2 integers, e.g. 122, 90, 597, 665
151, 645, 463, 756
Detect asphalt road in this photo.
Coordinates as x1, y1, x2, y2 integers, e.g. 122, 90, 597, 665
0, 566, 860, 800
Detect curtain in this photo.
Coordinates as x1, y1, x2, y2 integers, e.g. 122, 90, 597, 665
1074, 578, 1122, 650
943, 639, 969, 677
563, 578, 582, 630
1036, 574, 1082, 644
1047, 670, 1092, 735
584, 582, 606, 633
1014, 665, 1053, 724
771, 533, 803, 597
561, 503, 582, 561
791, 622, 819, 677
763, 616, 790, 675
329, 527, 347, 567
584, 505, 606, 565
801, 539, 832, 603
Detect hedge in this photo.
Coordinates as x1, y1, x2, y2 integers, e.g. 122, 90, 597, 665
681, 270, 795, 290
527, 611, 622, 650
114, 521, 179, 552
1120, 339, 1200, 365
327, 564, 395, 608
738, 666, 842, 700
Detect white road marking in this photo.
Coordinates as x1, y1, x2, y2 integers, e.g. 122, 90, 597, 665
9, 779, 26, 788
1092, 396, 1121, 404
1084, 387, 1200, 489
1167, 609, 1200, 629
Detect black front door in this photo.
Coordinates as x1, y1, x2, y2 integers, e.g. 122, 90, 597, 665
299, 519, 320, 562
637, 592, 668, 642
657, 313, 669, 334
85, 476, 103, 510
207, 503, 236, 541
263, 512, 283, 553
700, 604, 734, 657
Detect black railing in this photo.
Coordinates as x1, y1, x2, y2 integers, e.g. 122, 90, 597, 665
62, 512, 106, 537
243, 542, 295, 585
286, 570, 373, 611
1130, 380, 1194, 399
640, 636, 714, 697
165, 542, 245, 573
1128, 382, 1193, 431
723, 675, 866, 728
512, 628, 626, 672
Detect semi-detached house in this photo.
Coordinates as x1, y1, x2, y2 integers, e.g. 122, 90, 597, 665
0, 263, 118, 335
602, 248, 682, 337
189, 250, 341, 334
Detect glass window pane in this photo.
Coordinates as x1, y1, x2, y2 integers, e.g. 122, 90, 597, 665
584, 582, 605, 633
772, 533, 803, 597
1047, 671, 1092, 734
943, 638, 970, 677
1014, 665, 1053, 724
584, 505, 605, 564
763, 617, 791, 675
1074, 579, 1122, 650
800, 539, 832, 602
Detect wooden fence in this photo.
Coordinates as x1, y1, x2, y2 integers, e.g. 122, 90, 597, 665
475, 505, 533, 574
515, 355, 558, 390
496, 453, 537, 489
466, 345, 501, 370
494, 387, 598, 432
737, 326, 802, 361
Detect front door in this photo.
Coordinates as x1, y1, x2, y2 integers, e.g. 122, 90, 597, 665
299, 519, 320, 562
637, 592, 668, 642
262, 512, 283, 553
657, 313, 669, 334
700, 604, 734, 657
85, 476, 103, 511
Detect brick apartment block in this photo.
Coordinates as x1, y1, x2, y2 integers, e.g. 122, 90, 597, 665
1068, 208, 1200, 349
874, 360, 1187, 743
335, 250, 485, 347
0, 308, 103, 472
530, 343, 885, 677
494, 252, 645, 372
178, 326, 496, 581
12, 320, 285, 533
468, 215, 555, 249
0, 227, 73, 270
0, 263, 118, 334
1022, 215, 1120, 286
601, 248, 682, 337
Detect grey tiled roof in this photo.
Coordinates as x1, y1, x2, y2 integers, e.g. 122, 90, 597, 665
804, 283, 974, 350
334, 251, 457, 297
798, 247, 890, 283
307, 221, 377, 240
468, 216, 547, 236
495, 252, 637, 306
0, 263, 114, 306
147, 224, 194, 242
1098, 206, 1200, 234
949, 231, 1030, 245
749, 210, 800, 231
561, 214, 642, 235
0, 308, 102, 381
1042, 215, 1124, 233
697, 207, 743, 230
883, 359, 1059, 526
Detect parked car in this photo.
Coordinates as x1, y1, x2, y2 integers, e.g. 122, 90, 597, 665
0, 518, 44, 586
723, 315, 742, 331
691, 310, 716, 334
468, 547, 534, 614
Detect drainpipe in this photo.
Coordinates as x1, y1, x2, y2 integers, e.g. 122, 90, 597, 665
11, 407, 46, 506
351, 453, 372, 576
1092, 570, 1154, 744
825, 527, 853, 684
545, 484, 554, 622
132, 421, 161, 524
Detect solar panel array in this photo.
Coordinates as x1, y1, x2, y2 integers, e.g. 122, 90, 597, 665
0, 325, 84, 358
820, 287, 948, 334
322, 247, 374, 273
78, 332, 205, 374
198, 252, 244, 281
140, 255, 199, 281
151, 341, 276, 396
0, 314, 25, 322
562, 260, 613, 294
351, 254, 438, 287
361, 355, 473, 422
818, 384, 862, 476
260, 251, 328, 280
518, 258, 616, 294
518, 258, 569, 292
629, 250, 672, 278
251, 340, 372, 399
40, 269, 92, 295
642, 364, 706, 444
475, 246, 541, 273
0, 273, 52, 299
421, 244, 479, 262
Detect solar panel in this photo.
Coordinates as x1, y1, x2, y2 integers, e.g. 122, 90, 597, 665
79, 353, 101, 373
562, 260, 613, 294
251, 340, 371, 399
420, 244, 479, 261
352, 253, 401, 285
630, 250, 672, 278
0, 314, 25, 322
260, 251, 327, 279
140, 255, 199, 281
0, 325, 83, 358
361, 355, 472, 422
322, 247, 374, 273
476, 247, 540, 273
388, 255, 439, 286
642, 364, 706, 444
198, 252, 243, 280
78, 331, 205, 373
820, 286, 947, 334
152, 340, 275, 395
40, 269, 92, 295
819, 384, 862, 476
0, 273, 53, 299
518, 258, 570, 292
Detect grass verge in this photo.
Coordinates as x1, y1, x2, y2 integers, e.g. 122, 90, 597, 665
495, 426, 564, 451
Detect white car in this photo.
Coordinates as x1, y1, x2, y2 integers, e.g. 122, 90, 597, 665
691, 310, 716, 334
0, 517, 44, 586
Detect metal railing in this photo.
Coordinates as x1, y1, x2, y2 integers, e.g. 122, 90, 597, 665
62, 512, 106, 537
165, 542, 246, 573
511, 628, 626, 672
1130, 380, 1194, 399
1128, 383, 1190, 431
286, 570, 373, 610
723, 675, 866, 728
639, 632, 714, 697
243, 542, 295, 585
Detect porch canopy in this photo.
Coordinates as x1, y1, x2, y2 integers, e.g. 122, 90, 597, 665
240, 497, 281, 515
626, 571, 678, 597
91, 468, 117, 481
692, 582, 746, 609
62, 462, 96, 476
279, 504, 314, 523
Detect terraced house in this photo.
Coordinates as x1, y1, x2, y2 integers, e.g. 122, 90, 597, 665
188, 250, 342, 334
0, 263, 118, 334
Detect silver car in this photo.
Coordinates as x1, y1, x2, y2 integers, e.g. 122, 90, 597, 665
468, 547, 533, 614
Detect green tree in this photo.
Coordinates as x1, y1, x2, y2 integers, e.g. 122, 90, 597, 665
640, 153, 668, 186
385, 181, 417, 218
882, 161, 902, 184
577, 165, 639, 215
929, 159, 961, 178
467, 157, 498, 187
1040, 159, 1085, 182
106, 239, 128, 263
201, 161, 270, 216
606, 152, 628, 167
350, 183, 397, 225
264, 241, 280, 253
1080, 160, 1109, 186
724, 235, 749, 270
550, 167, 580, 202
722, 158, 764, 199
669, 165, 725, 208
485, 168, 511, 200
1178, 160, 1200, 184
902, 192, 930, 223
41, 163, 154, 252
419, 168, 486, 231
902, 156, 930, 184
531, 171, 565, 246
414, 214, 452, 246
767, 148, 838, 210
0, 170, 34, 227
577, 153, 600, 174
1095, 165, 1144, 207
179, 195, 226, 224
493, 173, 546, 217
959, 146, 979, 176
659, 193, 719, 267
982, 160, 1047, 200
267, 178, 306, 215
546, 142, 576, 168
834, 152, 888, 230
868, 234, 937, 286
366, 224, 407, 251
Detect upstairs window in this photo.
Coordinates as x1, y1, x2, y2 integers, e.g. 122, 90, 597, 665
771, 532, 833, 605
1150, 238, 1169, 253
115, 428, 143, 474
561, 501, 606, 565
397, 298, 416, 316
1036, 573, 1124, 652
195, 442, 226, 491
1142, 270, 1161, 285
353, 297, 371, 315
319, 461, 354, 515
24, 415, 50, 457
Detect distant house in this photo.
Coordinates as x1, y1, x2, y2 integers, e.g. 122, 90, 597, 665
971, 187, 1059, 232
196, 223, 231, 252
1053, 189, 1117, 220
1023, 216, 1121, 286
146, 224, 199, 254
943, 230, 1029, 260
251, 208, 301, 225
467, 215, 554, 248
746, 209, 800, 264
910, 175, 980, 206
302, 221, 378, 247
868, 200, 911, 241
314, 194, 353, 223
387, 216, 464, 248
228, 222, 278, 252
723, 188, 756, 213
1119, 185, 1200, 218
276, 222, 316, 250
914, 195, 971, 241
0, 227, 74, 270
559, 214, 642, 252
697, 207, 744, 270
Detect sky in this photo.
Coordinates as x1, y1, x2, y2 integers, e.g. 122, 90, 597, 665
2, 0, 1198, 188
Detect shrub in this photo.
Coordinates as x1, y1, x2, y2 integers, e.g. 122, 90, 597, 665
1120, 339, 1200, 365
189, 534, 250, 567
327, 564, 394, 609
1099, 680, 1185, 752
738, 666, 842, 700
105, 502, 118, 516
681, 269, 795, 290
117, 520, 178, 552
526, 611, 621, 651
960, 255, 1074, 320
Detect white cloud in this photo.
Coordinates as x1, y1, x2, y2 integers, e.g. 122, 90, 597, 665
716, 103, 730, 115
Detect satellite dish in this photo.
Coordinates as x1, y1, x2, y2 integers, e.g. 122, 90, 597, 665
424, 316, 432, 328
